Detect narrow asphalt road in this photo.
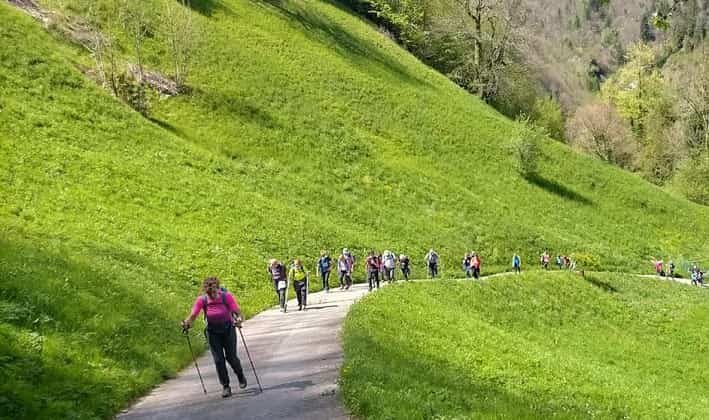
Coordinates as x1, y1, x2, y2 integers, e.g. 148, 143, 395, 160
118, 283, 370, 420
117, 270, 704, 419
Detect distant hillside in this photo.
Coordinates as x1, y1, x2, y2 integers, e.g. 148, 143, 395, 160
1, 0, 709, 418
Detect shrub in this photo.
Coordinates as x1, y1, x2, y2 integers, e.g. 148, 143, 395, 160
530, 97, 565, 142
513, 116, 545, 177
672, 154, 709, 205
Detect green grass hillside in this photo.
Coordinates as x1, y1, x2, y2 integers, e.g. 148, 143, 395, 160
342, 274, 709, 418
1, 0, 708, 418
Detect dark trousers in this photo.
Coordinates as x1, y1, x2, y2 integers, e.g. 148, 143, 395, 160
274, 279, 287, 308
339, 270, 352, 287
294, 280, 307, 306
401, 266, 410, 280
368, 270, 380, 290
429, 263, 438, 278
473, 267, 480, 279
384, 267, 395, 281
321, 271, 330, 291
514, 265, 521, 274
207, 325, 246, 388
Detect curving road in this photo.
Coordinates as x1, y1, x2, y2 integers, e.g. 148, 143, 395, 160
118, 283, 370, 420
117, 271, 704, 419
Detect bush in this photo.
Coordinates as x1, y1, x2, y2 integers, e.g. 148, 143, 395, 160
116, 72, 149, 116
514, 116, 545, 177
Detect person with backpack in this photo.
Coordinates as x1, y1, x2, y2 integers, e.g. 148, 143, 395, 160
512, 253, 521, 274
540, 251, 550, 270
399, 254, 411, 280
181, 277, 247, 398
471, 252, 481, 279
425, 249, 439, 278
462, 253, 472, 278
668, 260, 676, 278
365, 251, 381, 291
654, 259, 664, 276
382, 250, 397, 282
288, 259, 309, 311
556, 255, 563, 270
267, 259, 288, 312
337, 251, 352, 290
317, 250, 332, 293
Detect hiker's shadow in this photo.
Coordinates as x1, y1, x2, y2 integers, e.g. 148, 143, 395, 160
265, 380, 315, 392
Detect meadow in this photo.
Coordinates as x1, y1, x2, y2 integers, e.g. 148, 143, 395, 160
1, 0, 708, 418
341, 273, 709, 419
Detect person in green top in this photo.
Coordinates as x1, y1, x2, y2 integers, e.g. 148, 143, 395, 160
288, 259, 309, 311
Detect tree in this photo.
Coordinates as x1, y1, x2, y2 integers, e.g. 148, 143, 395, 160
601, 43, 667, 139
452, 0, 528, 101
677, 50, 709, 156
119, 0, 151, 83
160, 0, 198, 91
530, 97, 565, 142
513, 115, 545, 177
566, 101, 637, 169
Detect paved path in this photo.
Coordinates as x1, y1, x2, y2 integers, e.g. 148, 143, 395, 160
119, 284, 370, 420
118, 271, 705, 419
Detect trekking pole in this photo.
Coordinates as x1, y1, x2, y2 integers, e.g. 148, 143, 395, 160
183, 328, 207, 394
237, 326, 264, 393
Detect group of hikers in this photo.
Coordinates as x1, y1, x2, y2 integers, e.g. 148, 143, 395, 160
654, 259, 705, 286
265, 249, 416, 308
179, 250, 707, 400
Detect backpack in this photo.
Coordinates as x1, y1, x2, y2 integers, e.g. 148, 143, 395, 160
384, 254, 396, 269
201, 288, 232, 329
290, 265, 307, 281
429, 252, 439, 264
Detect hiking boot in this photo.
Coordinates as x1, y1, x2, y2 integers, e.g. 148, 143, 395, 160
222, 385, 232, 398
298, 305, 303, 311
238, 378, 247, 389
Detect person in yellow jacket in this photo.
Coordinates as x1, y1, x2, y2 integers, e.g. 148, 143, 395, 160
288, 259, 310, 311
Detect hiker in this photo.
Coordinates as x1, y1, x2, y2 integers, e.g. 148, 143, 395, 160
691, 267, 704, 286
366, 251, 381, 291
425, 249, 439, 278
471, 252, 481, 279
556, 255, 563, 269
382, 250, 397, 282
181, 277, 247, 398
462, 253, 472, 278
668, 260, 676, 278
540, 251, 550, 270
288, 259, 309, 311
654, 259, 664, 276
337, 251, 353, 290
317, 250, 332, 293
563, 255, 570, 269
512, 253, 521, 274
399, 254, 411, 280
267, 259, 288, 312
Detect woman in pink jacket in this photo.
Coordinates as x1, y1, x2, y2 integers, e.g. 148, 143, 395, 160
182, 277, 247, 398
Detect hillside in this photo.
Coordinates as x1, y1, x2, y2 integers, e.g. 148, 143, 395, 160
342, 273, 709, 418
1, 0, 709, 418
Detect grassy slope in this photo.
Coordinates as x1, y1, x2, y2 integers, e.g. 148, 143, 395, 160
342, 274, 709, 419
0, 0, 708, 418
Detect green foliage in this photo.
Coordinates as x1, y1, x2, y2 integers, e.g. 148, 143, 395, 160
116, 73, 150, 115
601, 43, 668, 138
672, 154, 709, 205
513, 116, 544, 177
530, 97, 565, 141
342, 273, 709, 419
2, 0, 709, 418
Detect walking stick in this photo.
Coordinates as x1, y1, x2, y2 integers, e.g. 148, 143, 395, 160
237, 326, 264, 393
183, 328, 207, 394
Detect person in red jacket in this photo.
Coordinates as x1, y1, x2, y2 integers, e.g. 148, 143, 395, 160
365, 251, 381, 291
471, 252, 482, 279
